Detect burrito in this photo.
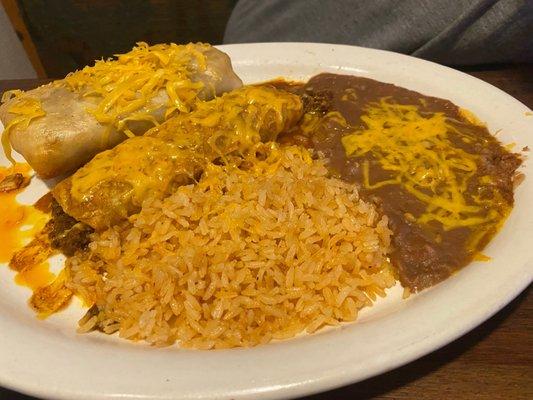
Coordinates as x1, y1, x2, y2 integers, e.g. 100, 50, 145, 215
0, 42, 242, 178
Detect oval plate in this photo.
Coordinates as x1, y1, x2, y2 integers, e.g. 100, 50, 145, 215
1, 43, 532, 400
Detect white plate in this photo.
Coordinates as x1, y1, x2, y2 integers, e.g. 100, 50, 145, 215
1, 43, 532, 400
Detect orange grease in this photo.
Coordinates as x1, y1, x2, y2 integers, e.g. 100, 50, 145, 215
0, 163, 52, 289
15, 261, 55, 290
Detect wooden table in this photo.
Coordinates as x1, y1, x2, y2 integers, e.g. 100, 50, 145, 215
1, 67, 532, 400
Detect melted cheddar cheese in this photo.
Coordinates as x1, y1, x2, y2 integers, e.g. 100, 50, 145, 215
0, 164, 48, 263
340, 99, 511, 236
0, 164, 55, 293
70, 136, 203, 204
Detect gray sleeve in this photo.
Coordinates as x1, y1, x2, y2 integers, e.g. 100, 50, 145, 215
224, 0, 533, 65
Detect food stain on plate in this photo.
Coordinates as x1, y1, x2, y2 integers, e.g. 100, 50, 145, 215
0, 163, 52, 289
14, 261, 54, 291
0, 42, 526, 349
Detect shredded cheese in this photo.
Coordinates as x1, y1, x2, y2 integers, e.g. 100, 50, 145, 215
1, 42, 212, 163
62, 42, 209, 136
341, 99, 511, 239
1, 90, 46, 163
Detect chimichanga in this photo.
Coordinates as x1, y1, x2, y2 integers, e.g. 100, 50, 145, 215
0, 42, 242, 178
52, 86, 304, 230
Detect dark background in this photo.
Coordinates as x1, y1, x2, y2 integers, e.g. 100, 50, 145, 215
3, 0, 238, 78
